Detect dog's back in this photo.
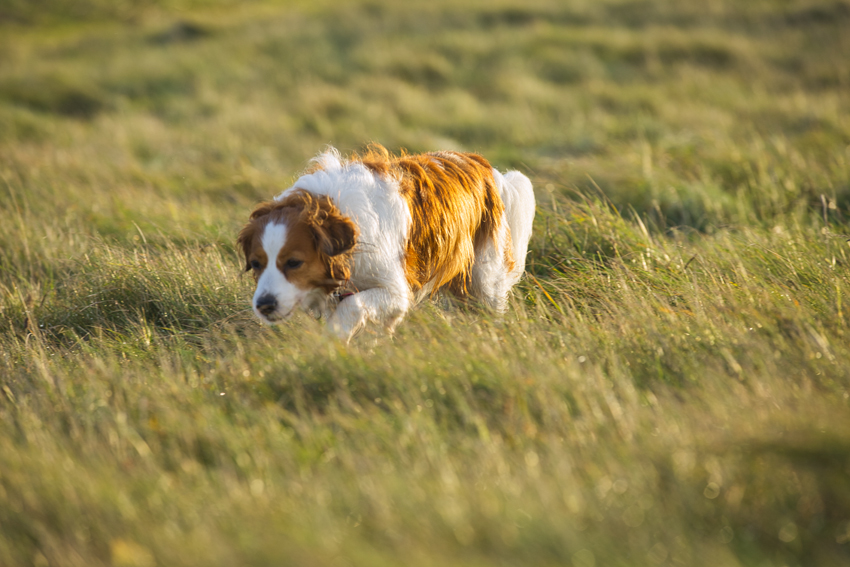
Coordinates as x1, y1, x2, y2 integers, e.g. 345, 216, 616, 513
357, 147, 506, 293
258, 145, 535, 340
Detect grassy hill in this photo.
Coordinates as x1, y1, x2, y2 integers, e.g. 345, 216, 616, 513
1, 0, 849, 565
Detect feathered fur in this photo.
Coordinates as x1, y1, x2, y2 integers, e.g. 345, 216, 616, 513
238, 144, 535, 340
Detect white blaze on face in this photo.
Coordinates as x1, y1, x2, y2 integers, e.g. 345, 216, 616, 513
253, 222, 304, 322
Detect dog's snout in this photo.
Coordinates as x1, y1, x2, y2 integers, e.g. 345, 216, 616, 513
255, 294, 278, 316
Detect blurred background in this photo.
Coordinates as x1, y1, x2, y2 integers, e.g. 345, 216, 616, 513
1, 2, 850, 567
2, 0, 848, 235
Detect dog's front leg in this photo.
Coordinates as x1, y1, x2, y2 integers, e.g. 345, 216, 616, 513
327, 287, 409, 342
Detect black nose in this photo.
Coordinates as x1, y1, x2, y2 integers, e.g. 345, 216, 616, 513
255, 294, 277, 316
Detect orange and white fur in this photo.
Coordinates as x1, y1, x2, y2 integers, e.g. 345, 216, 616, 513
238, 145, 535, 341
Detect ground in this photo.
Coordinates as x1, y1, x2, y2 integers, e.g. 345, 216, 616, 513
1, 1, 849, 566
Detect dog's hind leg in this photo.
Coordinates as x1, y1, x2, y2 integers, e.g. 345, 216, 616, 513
468, 169, 535, 311
498, 170, 535, 288
468, 220, 513, 312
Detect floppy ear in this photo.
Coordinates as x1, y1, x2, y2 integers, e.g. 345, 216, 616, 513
236, 200, 279, 272
285, 190, 357, 257
313, 212, 357, 257
314, 210, 357, 282
287, 191, 357, 281
248, 200, 282, 220
236, 222, 255, 272
273, 189, 358, 281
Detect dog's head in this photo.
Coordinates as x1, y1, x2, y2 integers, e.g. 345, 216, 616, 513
237, 190, 357, 323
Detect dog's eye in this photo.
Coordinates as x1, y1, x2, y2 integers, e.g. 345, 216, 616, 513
250, 260, 262, 270
285, 259, 304, 269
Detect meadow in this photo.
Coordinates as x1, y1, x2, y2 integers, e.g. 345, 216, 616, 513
1, 0, 850, 565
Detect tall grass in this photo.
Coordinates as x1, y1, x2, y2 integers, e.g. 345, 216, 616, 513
1, 0, 850, 566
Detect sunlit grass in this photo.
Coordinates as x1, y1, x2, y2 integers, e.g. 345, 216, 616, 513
1, 0, 850, 566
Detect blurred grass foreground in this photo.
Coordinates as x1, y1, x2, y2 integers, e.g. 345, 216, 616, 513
2, 0, 850, 565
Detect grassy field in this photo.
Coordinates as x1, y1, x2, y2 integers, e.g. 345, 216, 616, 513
2, 0, 850, 565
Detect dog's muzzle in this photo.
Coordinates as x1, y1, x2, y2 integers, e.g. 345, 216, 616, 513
255, 294, 278, 316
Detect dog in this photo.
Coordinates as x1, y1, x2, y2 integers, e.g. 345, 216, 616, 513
237, 145, 535, 341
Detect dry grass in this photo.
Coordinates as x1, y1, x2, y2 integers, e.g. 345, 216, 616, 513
2, 1, 850, 566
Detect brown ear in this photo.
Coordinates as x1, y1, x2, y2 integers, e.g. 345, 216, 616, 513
236, 222, 256, 272
312, 209, 357, 282
270, 190, 358, 281
313, 212, 357, 257
236, 201, 279, 272
282, 190, 357, 257
282, 190, 357, 281
248, 200, 283, 220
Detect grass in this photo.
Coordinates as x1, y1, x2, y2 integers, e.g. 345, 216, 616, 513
1, 0, 850, 565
